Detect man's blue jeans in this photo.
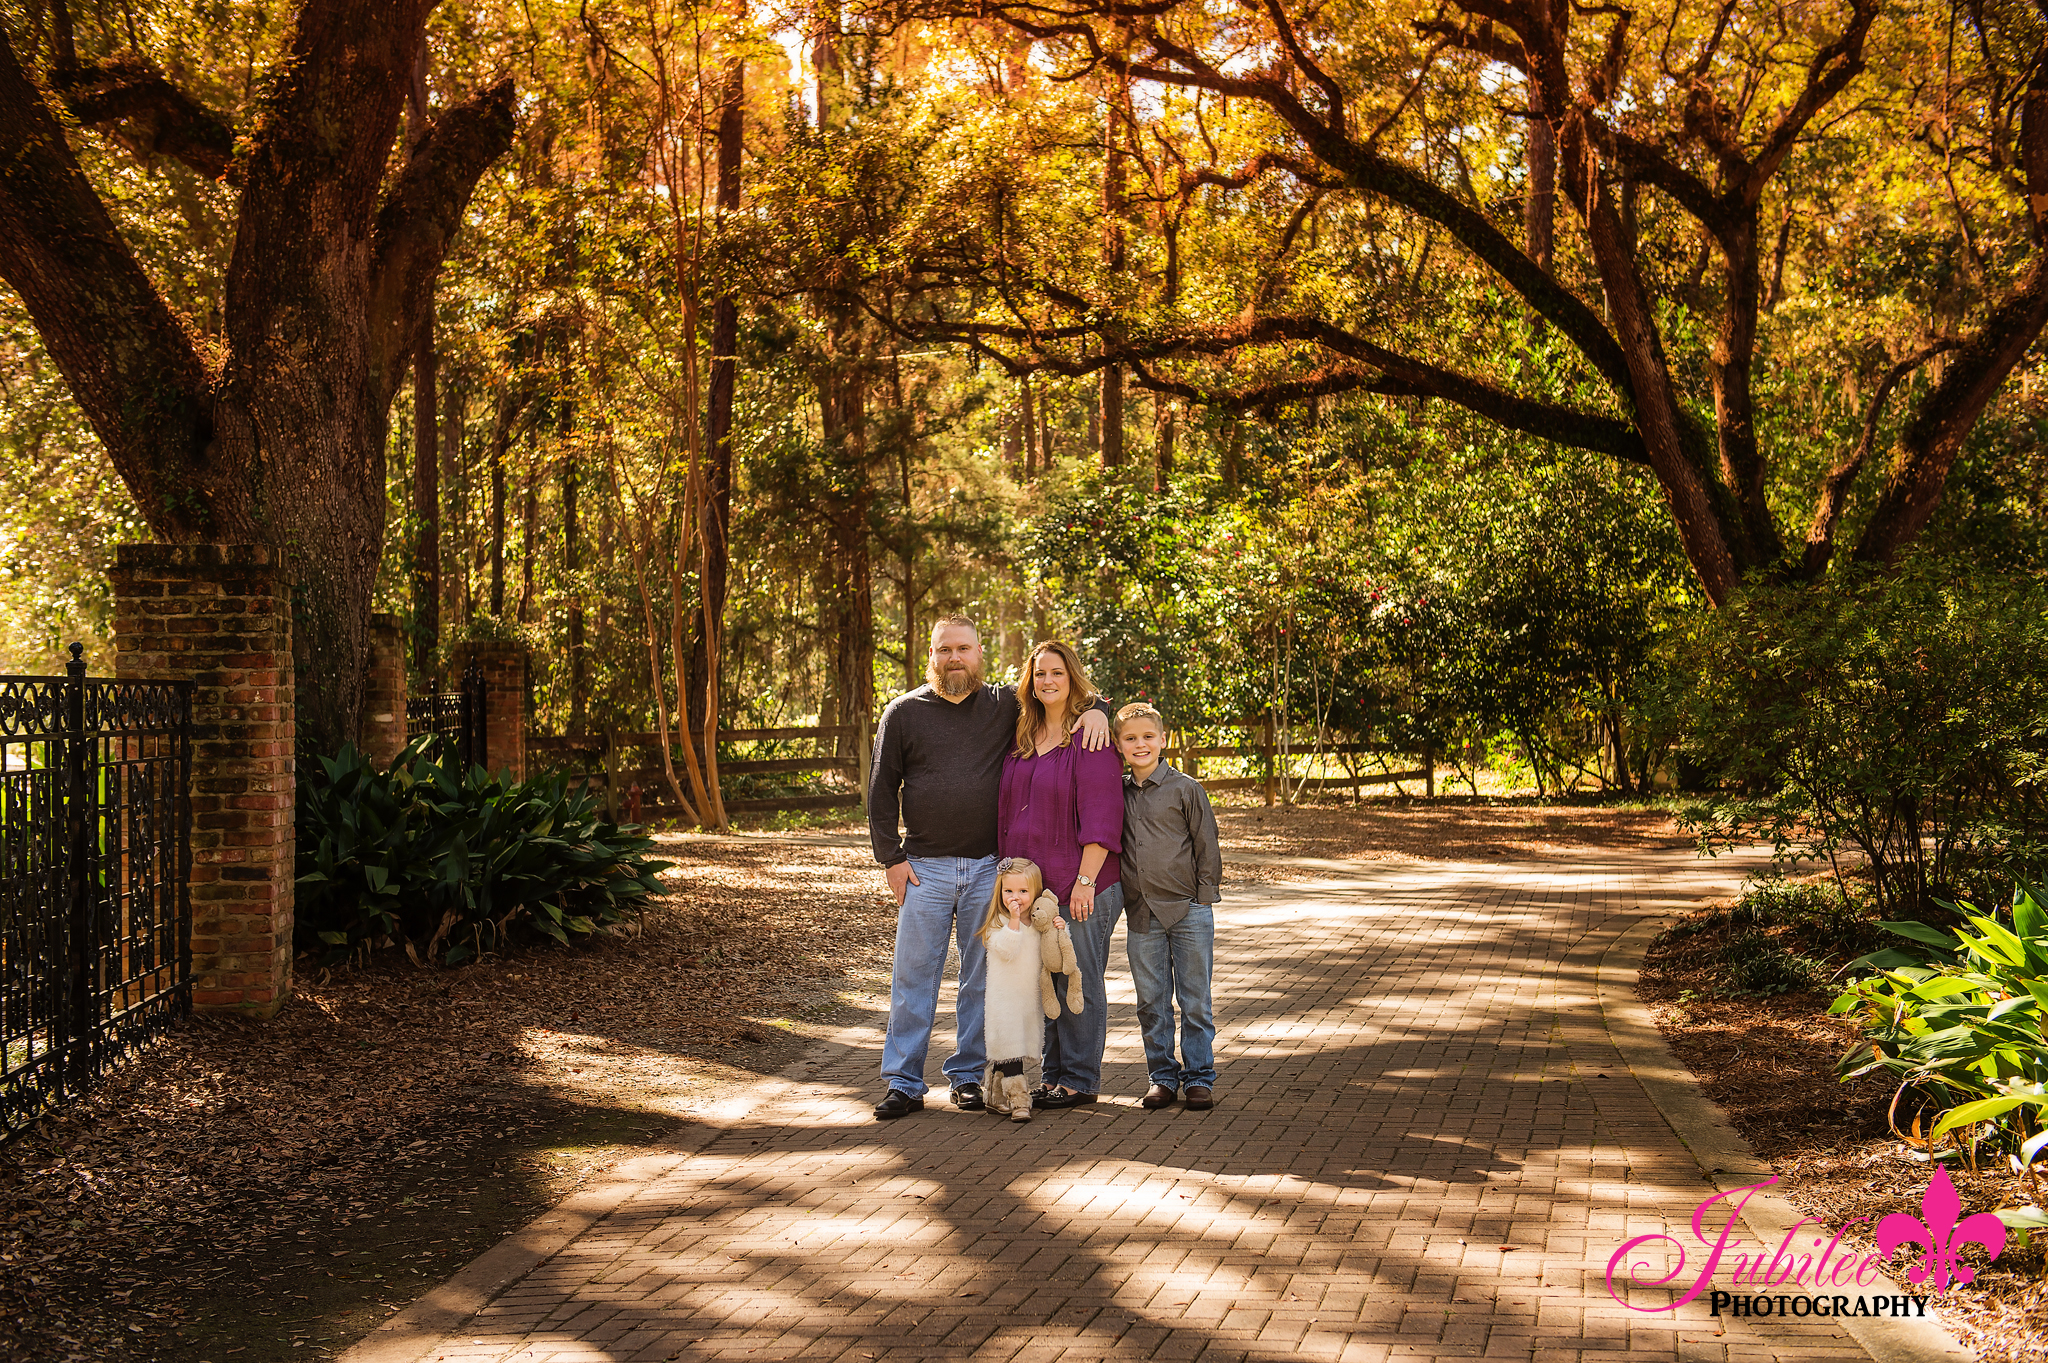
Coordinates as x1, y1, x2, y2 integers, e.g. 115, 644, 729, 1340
1042, 880, 1124, 1095
879, 855, 995, 1098
1125, 899, 1216, 1090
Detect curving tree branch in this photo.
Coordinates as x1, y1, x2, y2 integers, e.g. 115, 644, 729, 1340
1800, 339, 1960, 579
367, 76, 519, 403
0, 26, 217, 538
50, 54, 237, 181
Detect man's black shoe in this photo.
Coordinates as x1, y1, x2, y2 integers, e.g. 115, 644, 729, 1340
873, 1089, 924, 1120
951, 1082, 986, 1111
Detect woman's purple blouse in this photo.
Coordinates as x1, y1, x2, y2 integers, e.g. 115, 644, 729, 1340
997, 735, 1125, 900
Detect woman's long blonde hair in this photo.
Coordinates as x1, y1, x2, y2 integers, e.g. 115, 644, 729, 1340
979, 857, 1045, 945
1012, 640, 1100, 758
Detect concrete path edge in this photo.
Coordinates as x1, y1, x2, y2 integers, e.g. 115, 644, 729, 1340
1597, 914, 1973, 1363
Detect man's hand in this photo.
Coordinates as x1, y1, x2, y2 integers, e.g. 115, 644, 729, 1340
886, 860, 919, 906
1070, 706, 1112, 751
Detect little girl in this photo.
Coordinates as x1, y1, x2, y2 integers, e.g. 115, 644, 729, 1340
980, 857, 1052, 1121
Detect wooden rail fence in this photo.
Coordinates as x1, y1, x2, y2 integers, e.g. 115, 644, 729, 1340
527, 714, 1434, 821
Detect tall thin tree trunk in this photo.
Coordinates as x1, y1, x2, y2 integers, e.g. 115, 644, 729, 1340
443, 380, 468, 631
411, 310, 440, 680
820, 357, 872, 754
517, 458, 537, 622
900, 433, 917, 691
691, 51, 742, 741
1100, 39, 1128, 467
407, 52, 440, 683
614, 459, 698, 824
1525, 83, 1555, 273
1156, 395, 1174, 491
488, 398, 508, 617
565, 451, 586, 734
1100, 369, 1123, 467
1020, 373, 1037, 481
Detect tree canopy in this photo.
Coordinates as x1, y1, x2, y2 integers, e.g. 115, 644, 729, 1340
0, 0, 2042, 803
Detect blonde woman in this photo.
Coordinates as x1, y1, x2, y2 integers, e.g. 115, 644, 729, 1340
995, 640, 1126, 1109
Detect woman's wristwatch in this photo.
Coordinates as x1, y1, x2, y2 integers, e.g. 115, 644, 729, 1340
1075, 874, 1094, 887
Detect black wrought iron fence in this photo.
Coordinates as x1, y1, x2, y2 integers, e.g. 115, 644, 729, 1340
405, 659, 485, 769
0, 645, 193, 1139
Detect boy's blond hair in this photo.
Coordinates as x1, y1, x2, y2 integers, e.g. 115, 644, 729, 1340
979, 857, 1045, 945
1114, 701, 1166, 735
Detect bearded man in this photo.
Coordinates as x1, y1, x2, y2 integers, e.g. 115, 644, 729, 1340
866, 615, 1111, 1119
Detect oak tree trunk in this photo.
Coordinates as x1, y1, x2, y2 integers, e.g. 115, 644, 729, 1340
0, 4, 514, 750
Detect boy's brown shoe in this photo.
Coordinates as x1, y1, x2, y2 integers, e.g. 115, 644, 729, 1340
1184, 1085, 1214, 1110
1141, 1084, 1178, 1110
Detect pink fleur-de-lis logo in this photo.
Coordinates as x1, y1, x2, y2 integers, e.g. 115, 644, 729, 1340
1874, 1165, 2007, 1291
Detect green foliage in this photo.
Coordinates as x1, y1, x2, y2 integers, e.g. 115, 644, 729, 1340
1718, 931, 1830, 998
295, 739, 672, 966
1028, 435, 1693, 793
1678, 557, 2048, 914
1665, 873, 1872, 995
1830, 885, 2048, 1166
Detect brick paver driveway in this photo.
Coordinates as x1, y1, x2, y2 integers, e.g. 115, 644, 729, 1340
378, 850, 1880, 1362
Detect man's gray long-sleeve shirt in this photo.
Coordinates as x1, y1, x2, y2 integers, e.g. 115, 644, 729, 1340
1121, 763, 1222, 932
867, 683, 1020, 866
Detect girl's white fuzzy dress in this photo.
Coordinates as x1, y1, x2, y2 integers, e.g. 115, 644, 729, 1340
982, 919, 1046, 1115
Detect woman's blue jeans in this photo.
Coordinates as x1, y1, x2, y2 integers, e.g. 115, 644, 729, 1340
1125, 899, 1216, 1090
1042, 880, 1123, 1094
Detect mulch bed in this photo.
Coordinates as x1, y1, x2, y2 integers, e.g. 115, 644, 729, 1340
0, 836, 897, 1363
1641, 898, 2048, 1363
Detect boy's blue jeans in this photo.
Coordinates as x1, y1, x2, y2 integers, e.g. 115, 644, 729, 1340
1125, 899, 1217, 1090
879, 855, 993, 1098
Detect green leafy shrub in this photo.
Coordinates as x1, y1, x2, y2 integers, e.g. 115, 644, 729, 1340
1677, 558, 2048, 916
1830, 885, 2048, 1180
296, 739, 673, 965
1719, 931, 1829, 997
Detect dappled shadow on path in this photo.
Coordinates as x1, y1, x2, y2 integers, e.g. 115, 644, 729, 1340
395, 850, 1865, 1362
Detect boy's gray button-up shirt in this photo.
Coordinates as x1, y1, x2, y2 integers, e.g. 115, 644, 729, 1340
1121, 763, 1223, 933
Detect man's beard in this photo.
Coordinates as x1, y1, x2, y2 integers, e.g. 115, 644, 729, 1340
927, 658, 984, 697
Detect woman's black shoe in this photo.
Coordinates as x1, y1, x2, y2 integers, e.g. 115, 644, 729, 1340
1035, 1087, 1097, 1110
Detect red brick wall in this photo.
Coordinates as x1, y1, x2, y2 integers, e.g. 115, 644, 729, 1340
110, 544, 294, 1019
450, 640, 527, 782
364, 613, 406, 769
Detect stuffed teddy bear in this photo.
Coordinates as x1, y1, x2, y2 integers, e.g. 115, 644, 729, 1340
1031, 891, 1084, 1017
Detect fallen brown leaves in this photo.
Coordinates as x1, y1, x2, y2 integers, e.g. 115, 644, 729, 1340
1643, 908, 2048, 1363
0, 835, 896, 1363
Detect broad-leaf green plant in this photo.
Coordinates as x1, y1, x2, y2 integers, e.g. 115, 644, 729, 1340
1830, 885, 2048, 1174
296, 738, 672, 965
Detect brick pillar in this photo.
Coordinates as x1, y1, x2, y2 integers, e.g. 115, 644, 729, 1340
364, 613, 407, 768
110, 545, 294, 1019
451, 640, 527, 781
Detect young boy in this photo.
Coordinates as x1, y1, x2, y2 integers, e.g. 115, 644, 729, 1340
1115, 702, 1223, 1110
